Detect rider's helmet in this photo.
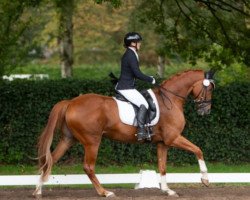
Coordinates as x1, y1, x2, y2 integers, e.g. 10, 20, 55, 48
123, 32, 142, 48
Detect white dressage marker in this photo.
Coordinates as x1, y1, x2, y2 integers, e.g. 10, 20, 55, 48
135, 170, 160, 189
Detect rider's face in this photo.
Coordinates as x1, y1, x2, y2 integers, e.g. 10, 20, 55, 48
136, 42, 141, 50
130, 42, 141, 50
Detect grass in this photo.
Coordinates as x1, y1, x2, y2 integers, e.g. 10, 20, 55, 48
7, 61, 209, 80
4, 60, 249, 86
8, 63, 118, 80
0, 163, 249, 175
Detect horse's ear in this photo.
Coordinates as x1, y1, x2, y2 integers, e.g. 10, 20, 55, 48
205, 69, 216, 79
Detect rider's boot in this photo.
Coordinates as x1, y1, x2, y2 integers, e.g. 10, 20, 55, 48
136, 105, 151, 141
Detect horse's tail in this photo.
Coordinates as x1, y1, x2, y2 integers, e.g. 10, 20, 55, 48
37, 100, 70, 182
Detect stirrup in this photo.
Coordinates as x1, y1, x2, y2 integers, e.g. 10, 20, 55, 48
136, 130, 146, 141
136, 128, 151, 141
146, 125, 154, 137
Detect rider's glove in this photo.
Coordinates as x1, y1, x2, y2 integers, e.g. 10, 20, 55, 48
151, 76, 156, 84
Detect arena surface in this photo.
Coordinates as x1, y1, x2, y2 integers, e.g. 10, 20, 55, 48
1, 186, 250, 200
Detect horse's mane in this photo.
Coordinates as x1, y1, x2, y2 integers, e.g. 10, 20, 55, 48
161, 69, 203, 85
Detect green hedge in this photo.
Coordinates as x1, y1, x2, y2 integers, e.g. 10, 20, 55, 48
0, 79, 249, 165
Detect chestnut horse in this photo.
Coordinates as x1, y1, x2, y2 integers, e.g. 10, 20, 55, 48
33, 70, 215, 197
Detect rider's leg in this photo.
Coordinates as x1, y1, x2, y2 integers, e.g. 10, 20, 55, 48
117, 89, 150, 140
136, 104, 150, 140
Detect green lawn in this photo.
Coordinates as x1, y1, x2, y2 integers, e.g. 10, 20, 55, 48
0, 163, 249, 175
7, 62, 208, 80
7, 62, 249, 86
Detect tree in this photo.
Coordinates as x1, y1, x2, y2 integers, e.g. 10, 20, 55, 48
0, 0, 122, 79
54, 0, 121, 78
0, 0, 42, 79
54, 0, 75, 78
137, 0, 250, 70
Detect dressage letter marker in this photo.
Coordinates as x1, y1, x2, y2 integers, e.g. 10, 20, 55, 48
135, 170, 160, 189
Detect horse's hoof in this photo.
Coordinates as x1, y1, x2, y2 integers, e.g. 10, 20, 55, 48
168, 191, 179, 197
171, 193, 179, 197
105, 191, 115, 197
32, 188, 42, 199
201, 178, 209, 187
161, 189, 179, 197
33, 194, 42, 199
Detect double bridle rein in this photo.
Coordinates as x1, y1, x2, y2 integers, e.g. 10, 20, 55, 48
157, 79, 215, 110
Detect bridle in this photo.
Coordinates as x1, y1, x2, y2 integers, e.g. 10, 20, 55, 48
157, 79, 215, 110
192, 79, 215, 109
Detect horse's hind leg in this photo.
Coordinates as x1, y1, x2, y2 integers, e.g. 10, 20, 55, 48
33, 126, 76, 196
81, 137, 115, 197
52, 136, 76, 164
52, 124, 76, 164
171, 135, 209, 186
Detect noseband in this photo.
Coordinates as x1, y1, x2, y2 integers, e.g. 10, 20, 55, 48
193, 81, 214, 109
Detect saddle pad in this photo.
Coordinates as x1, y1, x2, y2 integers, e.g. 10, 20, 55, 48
113, 89, 160, 126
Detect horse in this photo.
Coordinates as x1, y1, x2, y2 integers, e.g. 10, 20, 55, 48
33, 69, 215, 198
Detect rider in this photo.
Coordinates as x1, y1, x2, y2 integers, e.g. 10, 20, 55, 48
115, 32, 156, 141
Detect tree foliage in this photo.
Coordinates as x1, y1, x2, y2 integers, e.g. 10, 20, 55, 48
0, 0, 249, 78
0, 0, 42, 77
94, 0, 122, 8
72, 0, 133, 64
136, 0, 250, 69
0, 0, 125, 78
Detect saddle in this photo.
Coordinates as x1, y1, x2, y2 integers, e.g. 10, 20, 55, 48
115, 90, 156, 124
113, 89, 160, 127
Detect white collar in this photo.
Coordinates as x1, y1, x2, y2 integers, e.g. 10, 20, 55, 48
128, 47, 139, 61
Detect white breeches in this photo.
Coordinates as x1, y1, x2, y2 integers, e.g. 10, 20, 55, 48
117, 89, 149, 109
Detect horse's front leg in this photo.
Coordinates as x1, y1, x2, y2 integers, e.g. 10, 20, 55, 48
157, 142, 178, 196
171, 136, 209, 186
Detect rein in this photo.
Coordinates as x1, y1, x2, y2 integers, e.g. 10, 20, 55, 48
156, 83, 212, 110
156, 84, 186, 110
158, 85, 186, 100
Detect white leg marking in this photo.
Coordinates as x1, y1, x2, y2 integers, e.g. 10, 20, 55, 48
105, 191, 115, 197
198, 159, 208, 179
160, 175, 177, 196
33, 181, 43, 195
33, 173, 44, 196
198, 159, 208, 172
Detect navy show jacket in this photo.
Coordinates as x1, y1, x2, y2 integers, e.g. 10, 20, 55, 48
116, 48, 153, 90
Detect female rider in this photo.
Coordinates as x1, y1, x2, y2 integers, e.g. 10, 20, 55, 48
115, 32, 155, 141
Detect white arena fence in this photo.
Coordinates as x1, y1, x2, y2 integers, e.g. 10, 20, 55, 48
0, 171, 249, 187
2, 74, 49, 81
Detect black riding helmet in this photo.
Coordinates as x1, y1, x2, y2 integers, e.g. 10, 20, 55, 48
124, 32, 142, 48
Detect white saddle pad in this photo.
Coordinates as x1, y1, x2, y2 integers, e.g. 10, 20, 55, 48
113, 89, 160, 126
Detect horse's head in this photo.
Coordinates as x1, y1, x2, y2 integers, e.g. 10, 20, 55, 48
191, 71, 215, 116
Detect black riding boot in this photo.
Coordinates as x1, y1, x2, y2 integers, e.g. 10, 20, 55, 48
136, 105, 150, 141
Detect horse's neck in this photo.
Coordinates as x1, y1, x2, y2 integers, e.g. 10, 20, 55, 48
164, 70, 204, 99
